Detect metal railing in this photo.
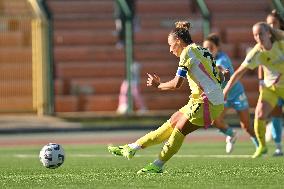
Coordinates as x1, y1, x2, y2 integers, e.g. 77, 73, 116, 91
196, 0, 211, 38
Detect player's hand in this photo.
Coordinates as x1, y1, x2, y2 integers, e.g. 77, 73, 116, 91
222, 69, 230, 82
146, 73, 160, 88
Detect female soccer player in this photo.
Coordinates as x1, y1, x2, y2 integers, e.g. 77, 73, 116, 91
259, 10, 284, 156
224, 22, 284, 158
203, 33, 258, 153
108, 21, 225, 173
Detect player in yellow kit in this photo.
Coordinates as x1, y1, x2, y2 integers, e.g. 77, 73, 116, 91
108, 21, 225, 173
260, 10, 284, 156
224, 22, 284, 158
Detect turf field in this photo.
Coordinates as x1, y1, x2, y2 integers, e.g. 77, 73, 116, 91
0, 130, 284, 189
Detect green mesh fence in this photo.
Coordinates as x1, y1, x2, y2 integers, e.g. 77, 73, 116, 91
0, 0, 35, 113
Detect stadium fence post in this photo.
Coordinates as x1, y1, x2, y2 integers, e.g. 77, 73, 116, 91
29, 0, 54, 115
117, 0, 134, 114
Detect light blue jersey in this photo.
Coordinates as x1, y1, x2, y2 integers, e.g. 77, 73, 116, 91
216, 52, 248, 110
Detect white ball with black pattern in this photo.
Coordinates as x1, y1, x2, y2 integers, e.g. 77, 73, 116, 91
39, 143, 65, 169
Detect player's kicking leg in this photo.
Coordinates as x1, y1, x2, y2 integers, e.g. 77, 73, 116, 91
108, 144, 138, 160
108, 120, 174, 160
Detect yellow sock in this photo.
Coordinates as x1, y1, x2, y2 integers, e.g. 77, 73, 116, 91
159, 128, 185, 162
254, 118, 266, 148
136, 120, 173, 148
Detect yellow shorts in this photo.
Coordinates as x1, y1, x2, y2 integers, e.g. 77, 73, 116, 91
260, 85, 284, 108
179, 98, 224, 127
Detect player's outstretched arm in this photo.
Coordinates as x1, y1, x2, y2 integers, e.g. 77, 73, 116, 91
146, 73, 184, 90
223, 64, 248, 98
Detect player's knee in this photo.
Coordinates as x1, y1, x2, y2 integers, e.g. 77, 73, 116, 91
256, 113, 266, 120
255, 108, 267, 120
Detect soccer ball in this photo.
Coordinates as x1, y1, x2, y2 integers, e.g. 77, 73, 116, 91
39, 143, 65, 169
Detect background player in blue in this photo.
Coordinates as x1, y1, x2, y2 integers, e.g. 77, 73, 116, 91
203, 33, 259, 153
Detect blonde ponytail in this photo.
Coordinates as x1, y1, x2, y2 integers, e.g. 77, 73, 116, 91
169, 21, 193, 45
271, 28, 284, 41
175, 21, 191, 31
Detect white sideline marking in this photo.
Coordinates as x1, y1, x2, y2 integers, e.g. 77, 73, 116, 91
14, 154, 251, 158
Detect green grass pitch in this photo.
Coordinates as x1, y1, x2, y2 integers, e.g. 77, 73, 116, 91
1, 142, 284, 189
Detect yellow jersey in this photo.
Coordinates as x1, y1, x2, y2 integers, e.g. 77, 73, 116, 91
178, 43, 224, 105
242, 41, 284, 87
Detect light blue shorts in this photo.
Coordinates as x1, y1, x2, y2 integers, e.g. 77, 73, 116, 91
225, 92, 249, 111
